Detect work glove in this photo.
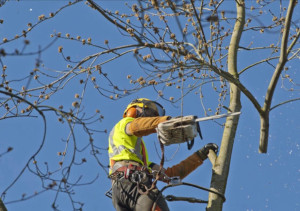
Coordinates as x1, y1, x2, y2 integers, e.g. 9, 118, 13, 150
196, 143, 218, 161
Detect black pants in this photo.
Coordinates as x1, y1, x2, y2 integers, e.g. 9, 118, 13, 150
111, 178, 169, 211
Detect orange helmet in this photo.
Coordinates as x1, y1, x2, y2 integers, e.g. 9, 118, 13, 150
123, 98, 165, 118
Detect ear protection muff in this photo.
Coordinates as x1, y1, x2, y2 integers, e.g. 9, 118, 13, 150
125, 107, 137, 118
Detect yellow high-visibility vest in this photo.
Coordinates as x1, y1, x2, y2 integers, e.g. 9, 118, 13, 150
108, 117, 151, 173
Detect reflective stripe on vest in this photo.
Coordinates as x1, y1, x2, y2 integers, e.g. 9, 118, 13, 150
108, 126, 144, 162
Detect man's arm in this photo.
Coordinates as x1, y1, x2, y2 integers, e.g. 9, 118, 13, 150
164, 143, 218, 180
125, 116, 170, 137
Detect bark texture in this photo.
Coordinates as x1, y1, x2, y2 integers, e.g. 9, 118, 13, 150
259, 0, 298, 153
206, 1, 244, 210
0, 199, 7, 211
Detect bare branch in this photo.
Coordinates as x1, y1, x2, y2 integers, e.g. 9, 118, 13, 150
270, 97, 300, 111
259, 0, 298, 153
86, 0, 143, 44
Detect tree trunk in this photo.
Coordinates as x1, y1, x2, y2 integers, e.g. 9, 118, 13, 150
206, 0, 244, 210
0, 198, 7, 211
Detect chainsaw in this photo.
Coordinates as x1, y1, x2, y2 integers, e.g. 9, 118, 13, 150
157, 112, 241, 150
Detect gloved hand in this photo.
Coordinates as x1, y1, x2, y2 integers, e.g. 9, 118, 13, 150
196, 143, 218, 161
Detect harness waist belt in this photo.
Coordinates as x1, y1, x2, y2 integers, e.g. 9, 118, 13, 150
110, 164, 144, 179
117, 164, 144, 178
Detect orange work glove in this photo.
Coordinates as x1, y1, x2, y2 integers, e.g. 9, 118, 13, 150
128, 116, 170, 137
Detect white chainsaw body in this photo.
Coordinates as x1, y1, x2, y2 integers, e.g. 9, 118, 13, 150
157, 115, 199, 146
157, 112, 240, 148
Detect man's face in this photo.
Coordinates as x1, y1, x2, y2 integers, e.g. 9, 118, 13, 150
136, 107, 143, 114
136, 107, 159, 117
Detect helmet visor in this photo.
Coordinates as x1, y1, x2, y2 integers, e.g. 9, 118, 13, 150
154, 102, 165, 116
145, 101, 165, 117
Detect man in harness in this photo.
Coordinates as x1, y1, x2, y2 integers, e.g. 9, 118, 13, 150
108, 98, 218, 211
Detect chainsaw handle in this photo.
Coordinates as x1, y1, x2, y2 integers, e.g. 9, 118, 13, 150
196, 121, 203, 140
186, 118, 201, 150
187, 139, 194, 150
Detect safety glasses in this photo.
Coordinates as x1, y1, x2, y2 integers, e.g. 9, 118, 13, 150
143, 101, 165, 117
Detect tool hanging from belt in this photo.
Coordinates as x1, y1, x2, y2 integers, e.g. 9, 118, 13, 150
106, 163, 150, 199
108, 162, 167, 196
109, 164, 150, 183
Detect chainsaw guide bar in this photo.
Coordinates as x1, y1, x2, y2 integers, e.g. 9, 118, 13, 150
194, 112, 241, 122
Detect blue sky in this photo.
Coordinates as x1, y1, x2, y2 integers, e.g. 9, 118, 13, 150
0, 1, 299, 211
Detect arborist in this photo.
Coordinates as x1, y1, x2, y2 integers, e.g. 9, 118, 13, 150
108, 98, 218, 211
